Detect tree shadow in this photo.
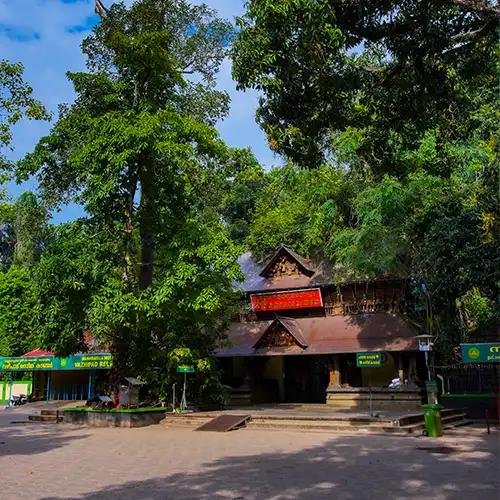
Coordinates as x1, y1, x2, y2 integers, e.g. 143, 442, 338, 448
41, 432, 498, 500
0, 421, 89, 456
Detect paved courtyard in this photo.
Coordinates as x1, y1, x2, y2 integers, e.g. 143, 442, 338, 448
0, 408, 498, 500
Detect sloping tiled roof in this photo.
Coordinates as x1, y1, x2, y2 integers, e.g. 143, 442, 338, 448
215, 313, 419, 357
22, 348, 55, 357
235, 250, 334, 292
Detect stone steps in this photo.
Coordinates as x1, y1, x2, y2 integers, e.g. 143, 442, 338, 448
28, 414, 63, 423
162, 409, 471, 435
384, 411, 471, 435
163, 413, 398, 433
28, 409, 64, 423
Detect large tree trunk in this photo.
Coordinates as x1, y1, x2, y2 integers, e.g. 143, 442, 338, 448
138, 165, 156, 290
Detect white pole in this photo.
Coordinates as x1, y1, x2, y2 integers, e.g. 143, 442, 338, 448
181, 372, 187, 412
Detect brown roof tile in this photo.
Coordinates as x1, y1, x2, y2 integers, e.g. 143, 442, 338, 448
215, 313, 419, 357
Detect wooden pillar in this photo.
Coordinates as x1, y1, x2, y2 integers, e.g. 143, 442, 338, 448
329, 355, 341, 387
397, 352, 404, 382
408, 355, 417, 383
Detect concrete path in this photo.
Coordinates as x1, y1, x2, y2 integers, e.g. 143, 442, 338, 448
0, 408, 498, 500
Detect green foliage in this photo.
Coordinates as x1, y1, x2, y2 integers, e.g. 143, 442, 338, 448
233, 1, 499, 172
219, 148, 266, 243
0, 60, 50, 166
456, 288, 495, 334
234, 0, 498, 362
247, 164, 353, 260
0, 191, 49, 357
11, 1, 241, 404
33, 221, 117, 356
0, 192, 49, 269
0, 266, 39, 357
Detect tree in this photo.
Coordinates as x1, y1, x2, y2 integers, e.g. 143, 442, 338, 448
0, 266, 39, 357
0, 192, 49, 270
232, 1, 499, 173
16, 0, 241, 391
1, 60, 49, 168
246, 163, 354, 261
219, 148, 266, 244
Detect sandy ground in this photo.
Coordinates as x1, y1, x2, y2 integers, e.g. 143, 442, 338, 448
0, 408, 498, 500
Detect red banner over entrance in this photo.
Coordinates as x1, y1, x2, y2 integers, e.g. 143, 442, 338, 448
251, 288, 323, 312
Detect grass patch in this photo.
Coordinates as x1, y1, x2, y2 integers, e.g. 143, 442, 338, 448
441, 393, 496, 399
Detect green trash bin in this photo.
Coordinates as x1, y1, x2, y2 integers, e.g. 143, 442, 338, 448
422, 404, 443, 437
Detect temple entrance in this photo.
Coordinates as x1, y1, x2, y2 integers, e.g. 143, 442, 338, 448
284, 356, 330, 403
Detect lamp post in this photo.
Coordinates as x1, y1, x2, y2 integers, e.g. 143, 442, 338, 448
416, 334, 438, 404
416, 334, 433, 381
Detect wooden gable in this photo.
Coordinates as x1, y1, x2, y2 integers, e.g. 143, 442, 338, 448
253, 318, 308, 350
259, 246, 315, 280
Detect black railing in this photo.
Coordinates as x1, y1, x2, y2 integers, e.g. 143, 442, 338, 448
435, 364, 499, 394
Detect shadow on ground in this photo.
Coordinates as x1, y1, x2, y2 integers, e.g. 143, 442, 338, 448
41, 432, 498, 500
0, 419, 88, 456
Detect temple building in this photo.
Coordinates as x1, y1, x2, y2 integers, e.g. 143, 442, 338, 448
216, 245, 424, 410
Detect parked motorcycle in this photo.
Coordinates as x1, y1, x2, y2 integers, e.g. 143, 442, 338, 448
9, 394, 27, 406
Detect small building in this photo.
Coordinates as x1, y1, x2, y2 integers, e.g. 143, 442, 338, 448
216, 245, 424, 410
0, 348, 113, 402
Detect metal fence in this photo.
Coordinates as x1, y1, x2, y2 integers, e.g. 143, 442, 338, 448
435, 364, 499, 394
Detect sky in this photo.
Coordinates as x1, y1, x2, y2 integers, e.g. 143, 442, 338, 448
1, 0, 275, 223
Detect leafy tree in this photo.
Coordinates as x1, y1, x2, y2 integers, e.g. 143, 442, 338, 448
247, 163, 354, 260
219, 148, 266, 244
0, 266, 39, 357
1, 59, 49, 167
232, 1, 499, 172
15, 0, 241, 394
0, 192, 49, 269
32, 221, 117, 355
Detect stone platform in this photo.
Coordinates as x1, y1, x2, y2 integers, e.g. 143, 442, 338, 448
162, 404, 469, 435
63, 407, 167, 427
326, 386, 422, 411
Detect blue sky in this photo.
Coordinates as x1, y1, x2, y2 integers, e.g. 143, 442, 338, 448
1, 0, 275, 223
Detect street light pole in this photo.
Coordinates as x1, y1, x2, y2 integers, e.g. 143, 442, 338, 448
416, 334, 437, 404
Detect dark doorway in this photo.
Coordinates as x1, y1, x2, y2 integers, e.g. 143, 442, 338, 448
284, 356, 330, 403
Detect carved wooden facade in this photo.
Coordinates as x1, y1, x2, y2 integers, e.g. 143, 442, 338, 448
236, 246, 413, 321
264, 255, 301, 279
254, 323, 300, 349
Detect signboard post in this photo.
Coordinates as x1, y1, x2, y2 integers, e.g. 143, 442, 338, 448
356, 353, 383, 416
176, 366, 195, 411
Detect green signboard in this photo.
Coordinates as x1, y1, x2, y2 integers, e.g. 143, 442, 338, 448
176, 365, 195, 373
461, 343, 500, 364
356, 352, 382, 368
0, 353, 113, 372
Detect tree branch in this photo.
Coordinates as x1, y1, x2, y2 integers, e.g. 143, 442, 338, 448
445, 0, 500, 15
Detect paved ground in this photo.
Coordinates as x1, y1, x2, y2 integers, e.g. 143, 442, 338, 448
0, 408, 498, 500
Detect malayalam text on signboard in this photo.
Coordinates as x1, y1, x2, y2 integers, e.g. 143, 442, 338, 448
461, 343, 500, 363
0, 357, 56, 371
250, 288, 323, 312
0, 353, 113, 371
356, 352, 382, 368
